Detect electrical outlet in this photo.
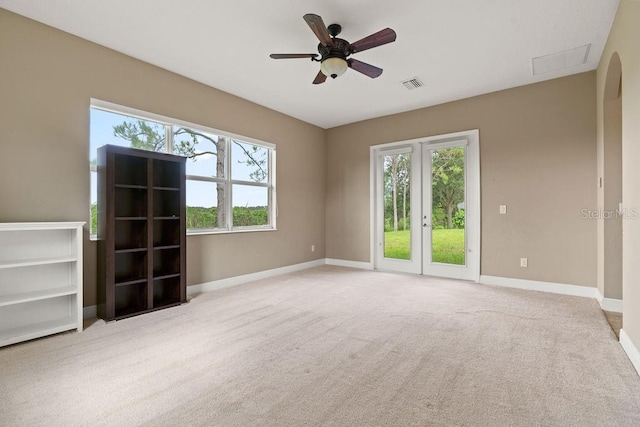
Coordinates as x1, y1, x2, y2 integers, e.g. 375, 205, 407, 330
520, 258, 528, 267
499, 205, 507, 215
311, 245, 315, 252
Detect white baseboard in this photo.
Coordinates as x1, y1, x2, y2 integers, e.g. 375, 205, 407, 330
480, 275, 598, 299
595, 290, 623, 313
85, 265, 621, 313
600, 298, 623, 313
479, 276, 640, 376
82, 262, 640, 380
82, 258, 360, 318
187, 259, 326, 296
82, 264, 602, 318
325, 258, 374, 270
620, 329, 640, 376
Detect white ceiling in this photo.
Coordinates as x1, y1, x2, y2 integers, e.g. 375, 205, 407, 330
0, 0, 619, 129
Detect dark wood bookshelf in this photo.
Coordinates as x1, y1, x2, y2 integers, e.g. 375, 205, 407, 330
97, 144, 186, 321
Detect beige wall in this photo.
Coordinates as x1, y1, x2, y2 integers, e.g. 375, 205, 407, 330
0, 7, 607, 316
597, 0, 640, 350
326, 72, 597, 287
602, 91, 623, 300
0, 9, 326, 306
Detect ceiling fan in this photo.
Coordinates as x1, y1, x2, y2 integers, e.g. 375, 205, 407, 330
270, 13, 397, 84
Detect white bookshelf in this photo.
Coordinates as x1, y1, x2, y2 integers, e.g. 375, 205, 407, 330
0, 222, 84, 347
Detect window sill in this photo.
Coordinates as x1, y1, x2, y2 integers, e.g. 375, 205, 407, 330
89, 227, 277, 241
187, 227, 277, 236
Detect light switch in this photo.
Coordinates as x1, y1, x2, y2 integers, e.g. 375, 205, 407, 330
499, 205, 507, 215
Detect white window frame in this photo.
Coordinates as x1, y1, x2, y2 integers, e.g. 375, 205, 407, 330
89, 99, 277, 238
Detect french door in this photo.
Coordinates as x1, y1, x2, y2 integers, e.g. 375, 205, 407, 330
374, 146, 422, 274
373, 130, 480, 281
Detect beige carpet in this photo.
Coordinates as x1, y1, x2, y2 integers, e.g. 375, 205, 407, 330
1, 266, 640, 426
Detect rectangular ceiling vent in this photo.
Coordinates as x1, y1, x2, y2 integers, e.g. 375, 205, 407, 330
400, 77, 425, 90
532, 44, 591, 75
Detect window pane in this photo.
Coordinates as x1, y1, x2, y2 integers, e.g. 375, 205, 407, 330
186, 180, 227, 230
90, 171, 98, 234
90, 109, 167, 236
91, 109, 166, 155
173, 127, 225, 178
232, 185, 269, 227
232, 141, 268, 183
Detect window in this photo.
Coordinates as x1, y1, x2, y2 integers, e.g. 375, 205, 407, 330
89, 102, 276, 238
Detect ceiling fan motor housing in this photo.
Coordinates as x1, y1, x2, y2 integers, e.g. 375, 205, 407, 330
318, 38, 351, 59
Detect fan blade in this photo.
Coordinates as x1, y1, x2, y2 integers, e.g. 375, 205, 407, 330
270, 53, 318, 59
313, 70, 327, 85
349, 28, 396, 53
303, 13, 332, 46
348, 59, 383, 78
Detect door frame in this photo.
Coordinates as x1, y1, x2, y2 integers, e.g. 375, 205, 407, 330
370, 129, 480, 282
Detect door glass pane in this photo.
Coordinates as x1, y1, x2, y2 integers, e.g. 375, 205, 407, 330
383, 153, 411, 260
431, 147, 465, 265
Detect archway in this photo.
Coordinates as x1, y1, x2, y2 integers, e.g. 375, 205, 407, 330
601, 52, 623, 335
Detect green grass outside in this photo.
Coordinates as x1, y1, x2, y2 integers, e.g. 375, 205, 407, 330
383, 230, 412, 260
384, 228, 465, 265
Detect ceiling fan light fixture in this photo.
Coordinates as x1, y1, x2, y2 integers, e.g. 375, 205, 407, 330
269, 14, 396, 84
320, 56, 348, 79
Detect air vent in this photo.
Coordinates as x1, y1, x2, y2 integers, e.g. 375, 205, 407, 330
532, 44, 591, 75
400, 77, 424, 90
